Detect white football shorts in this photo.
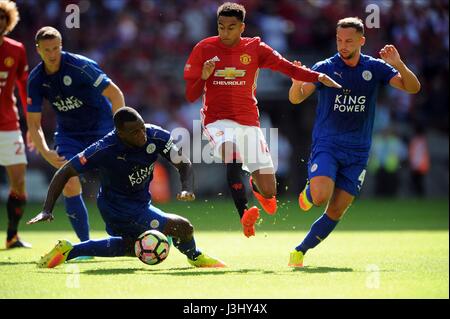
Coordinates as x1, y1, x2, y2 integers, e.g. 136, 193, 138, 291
0, 130, 27, 166
203, 119, 274, 174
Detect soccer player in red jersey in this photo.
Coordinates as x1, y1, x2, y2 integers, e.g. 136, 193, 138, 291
0, 0, 31, 248
184, 2, 341, 237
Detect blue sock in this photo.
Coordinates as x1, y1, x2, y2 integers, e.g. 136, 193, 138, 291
173, 237, 201, 260
67, 237, 125, 260
305, 184, 313, 203
296, 213, 338, 254
64, 195, 90, 242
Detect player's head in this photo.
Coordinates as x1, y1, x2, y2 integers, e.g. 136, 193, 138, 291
217, 2, 245, 47
35, 26, 63, 69
336, 17, 366, 60
0, 0, 20, 36
114, 107, 147, 148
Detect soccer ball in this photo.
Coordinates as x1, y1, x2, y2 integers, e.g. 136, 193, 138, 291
135, 230, 170, 265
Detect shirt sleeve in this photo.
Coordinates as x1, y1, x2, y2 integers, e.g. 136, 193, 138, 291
257, 40, 320, 82
69, 141, 105, 174
375, 58, 399, 85
184, 43, 204, 81
26, 73, 44, 113
16, 43, 29, 115
78, 60, 111, 94
184, 43, 206, 102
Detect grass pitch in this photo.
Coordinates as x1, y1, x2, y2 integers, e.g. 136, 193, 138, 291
0, 198, 448, 299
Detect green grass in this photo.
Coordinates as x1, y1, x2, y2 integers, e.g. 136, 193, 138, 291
0, 198, 448, 298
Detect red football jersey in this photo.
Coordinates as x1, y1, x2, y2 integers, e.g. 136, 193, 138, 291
0, 37, 28, 131
184, 36, 319, 127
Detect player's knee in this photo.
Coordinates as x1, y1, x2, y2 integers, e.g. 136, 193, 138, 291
312, 192, 329, 207
179, 219, 194, 240
326, 209, 344, 221
221, 142, 238, 163
310, 187, 331, 206
257, 183, 277, 198
10, 179, 26, 195
172, 217, 194, 241
63, 178, 82, 197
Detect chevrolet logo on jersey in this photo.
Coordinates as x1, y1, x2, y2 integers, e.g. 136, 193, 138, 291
214, 67, 246, 80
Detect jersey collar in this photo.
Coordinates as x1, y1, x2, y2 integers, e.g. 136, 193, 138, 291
333, 53, 367, 68
216, 36, 242, 50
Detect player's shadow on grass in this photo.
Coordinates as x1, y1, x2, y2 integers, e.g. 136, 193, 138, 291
0, 260, 37, 266
81, 267, 277, 276
292, 266, 354, 273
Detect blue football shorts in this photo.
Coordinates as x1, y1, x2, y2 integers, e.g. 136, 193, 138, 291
54, 134, 104, 160
97, 195, 169, 240
307, 144, 369, 196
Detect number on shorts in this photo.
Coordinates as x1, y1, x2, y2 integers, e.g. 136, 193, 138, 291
358, 169, 367, 189
14, 141, 24, 155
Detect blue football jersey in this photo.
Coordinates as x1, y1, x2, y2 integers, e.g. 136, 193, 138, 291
69, 125, 174, 216
310, 53, 398, 154
27, 51, 114, 137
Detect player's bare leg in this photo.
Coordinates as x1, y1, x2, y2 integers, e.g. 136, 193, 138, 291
250, 169, 277, 215
5, 164, 31, 248
325, 188, 354, 221
62, 176, 83, 197
220, 141, 260, 237
299, 176, 334, 211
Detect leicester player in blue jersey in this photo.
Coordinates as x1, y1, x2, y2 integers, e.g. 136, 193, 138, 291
287, 17, 420, 267
26, 27, 125, 246
27, 107, 226, 268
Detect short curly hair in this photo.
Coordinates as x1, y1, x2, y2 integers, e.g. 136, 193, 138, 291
217, 2, 246, 22
0, 0, 20, 36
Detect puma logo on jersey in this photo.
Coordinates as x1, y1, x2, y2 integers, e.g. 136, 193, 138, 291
334, 71, 343, 79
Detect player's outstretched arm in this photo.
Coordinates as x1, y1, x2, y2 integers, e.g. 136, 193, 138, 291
289, 61, 317, 104
102, 81, 125, 114
258, 41, 341, 88
161, 148, 195, 201
380, 45, 421, 94
318, 73, 342, 89
27, 112, 66, 168
289, 81, 316, 104
174, 160, 195, 201
27, 163, 79, 224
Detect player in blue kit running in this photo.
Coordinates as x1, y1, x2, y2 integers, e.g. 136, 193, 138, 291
287, 17, 420, 267
27, 107, 226, 269
26, 27, 125, 245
